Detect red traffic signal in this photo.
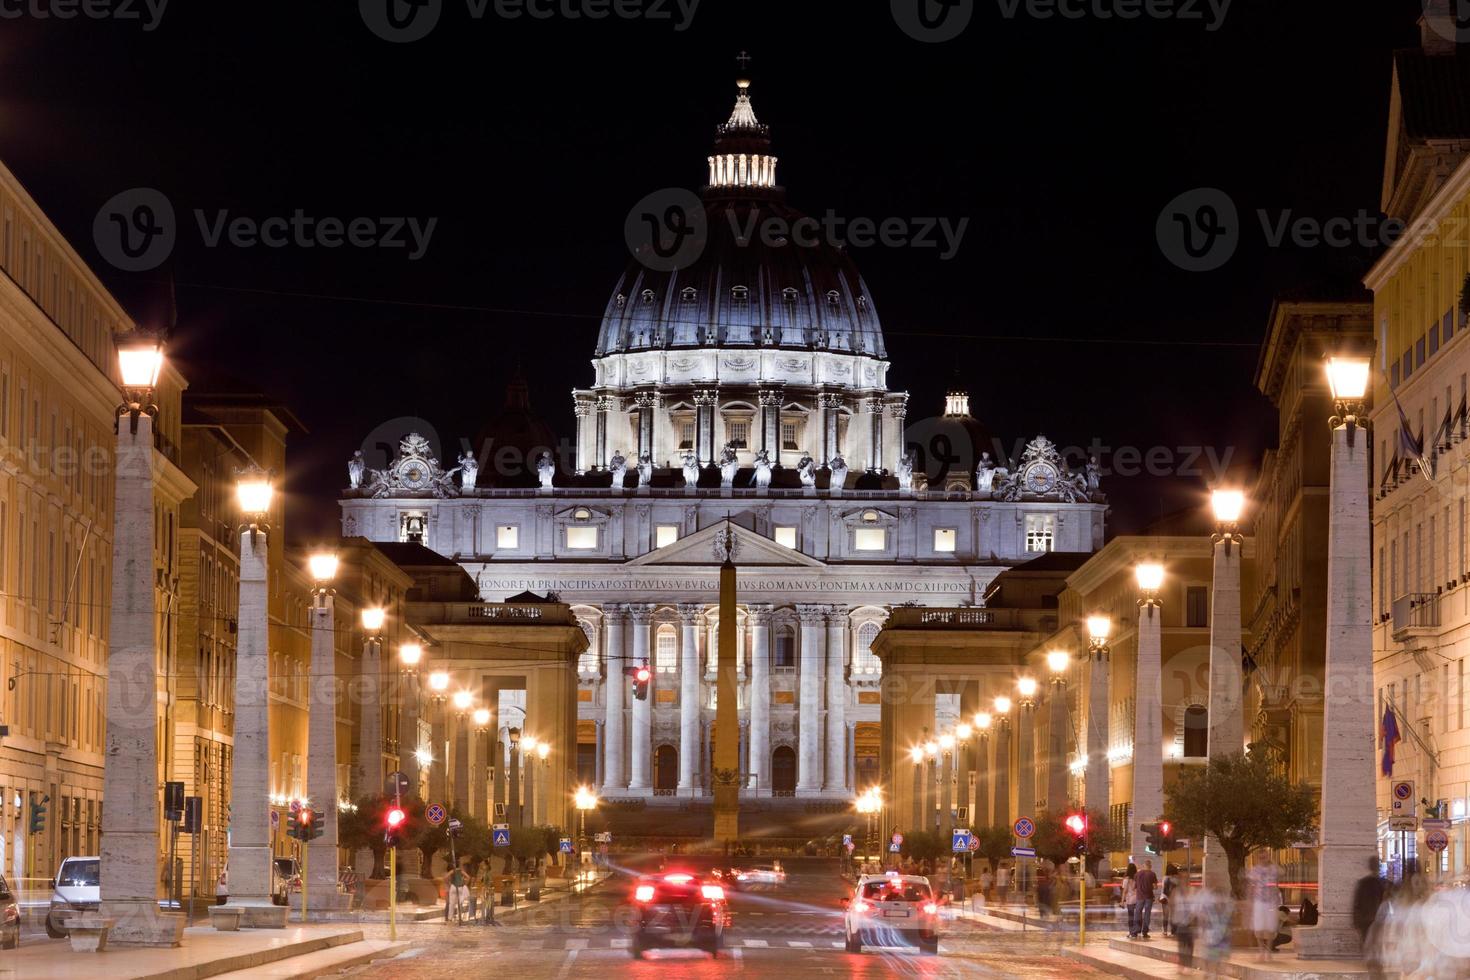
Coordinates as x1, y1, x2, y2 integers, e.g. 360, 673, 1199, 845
386, 807, 406, 830
632, 664, 652, 700
384, 806, 407, 847
1158, 820, 1171, 836
299, 807, 314, 826
1064, 813, 1087, 836
635, 666, 651, 682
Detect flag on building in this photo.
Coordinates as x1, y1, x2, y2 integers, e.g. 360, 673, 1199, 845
1381, 704, 1401, 777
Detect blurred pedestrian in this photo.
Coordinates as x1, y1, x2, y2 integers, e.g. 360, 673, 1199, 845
997, 863, 1011, 905
1123, 863, 1140, 938
1248, 852, 1279, 960
1161, 863, 1183, 937
979, 866, 994, 901
1195, 887, 1233, 978
1036, 867, 1053, 920
1352, 856, 1387, 977
1171, 877, 1196, 965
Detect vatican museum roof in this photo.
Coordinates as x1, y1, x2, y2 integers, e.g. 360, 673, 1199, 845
594, 80, 887, 362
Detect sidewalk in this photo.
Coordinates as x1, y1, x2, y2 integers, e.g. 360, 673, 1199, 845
1065, 935, 1382, 980
0, 924, 409, 980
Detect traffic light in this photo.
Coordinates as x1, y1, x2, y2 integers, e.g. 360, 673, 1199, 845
384, 806, 407, 847
298, 807, 321, 842
1157, 820, 1176, 852
1143, 822, 1161, 853
1064, 811, 1088, 855
631, 664, 651, 701
285, 810, 300, 841
28, 793, 48, 835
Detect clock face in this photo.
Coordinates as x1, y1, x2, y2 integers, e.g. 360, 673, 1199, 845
397, 460, 431, 490
1025, 463, 1058, 494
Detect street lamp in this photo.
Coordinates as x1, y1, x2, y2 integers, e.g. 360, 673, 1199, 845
1016, 677, 1038, 704
993, 695, 1012, 715
452, 690, 474, 713
1204, 488, 1246, 894
361, 607, 386, 633
574, 786, 599, 878
1132, 563, 1166, 865
116, 335, 165, 432
1084, 615, 1111, 815
235, 464, 275, 534
473, 708, 491, 731
428, 671, 450, 700
1045, 651, 1071, 812
1295, 354, 1375, 957
304, 552, 341, 916
398, 643, 422, 673
991, 696, 1013, 828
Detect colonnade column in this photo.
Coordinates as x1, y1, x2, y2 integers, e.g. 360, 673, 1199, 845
628, 603, 655, 792
600, 604, 627, 794
677, 604, 702, 793
1205, 513, 1243, 895
1017, 691, 1037, 825
305, 589, 341, 911
759, 391, 781, 468
469, 727, 486, 820
991, 715, 1011, 829
824, 606, 847, 793
595, 396, 610, 469
749, 604, 773, 793
1132, 577, 1165, 864
866, 396, 884, 472
796, 604, 826, 795
695, 390, 717, 465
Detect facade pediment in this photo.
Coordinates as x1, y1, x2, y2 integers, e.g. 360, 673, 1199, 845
628, 521, 825, 568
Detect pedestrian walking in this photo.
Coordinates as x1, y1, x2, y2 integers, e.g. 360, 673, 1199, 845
1161, 863, 1182, 937
1122, 863, 1140, 938
1171, 877, 1196, 965
1135, 859, 1159, 939
1248, 853, 1280, 960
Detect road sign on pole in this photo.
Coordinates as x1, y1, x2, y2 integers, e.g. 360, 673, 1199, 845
952, 829, 972, 853
1423, 819, 1451, 831
1426, 830, 1449, 852
269, 810, 280, 831
426, 803, 447, 826
1391, 780, 1415, 814
1388, 815, 1418, 832
967, 836, 980, 853
492, 823, 511, 847
1011, 846, 1037, 858
559, 837, 573, 854
1014, 817, 1036, 839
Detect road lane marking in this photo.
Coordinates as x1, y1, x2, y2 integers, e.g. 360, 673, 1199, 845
610, 938, 629, 948
789, 940, 813, 948
553, 949, 579, 979
742, 939, 768, 947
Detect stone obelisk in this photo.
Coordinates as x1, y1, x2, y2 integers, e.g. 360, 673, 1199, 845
712, 526, 741, 843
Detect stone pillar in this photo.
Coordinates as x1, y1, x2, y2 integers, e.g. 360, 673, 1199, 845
574, 397, 592, 473
678, 604, 701, 793
1085, 645, 1110, 814
1204, 534, 1243, 895
100, 412, 184, 944
596, 396, 610, 469
508, 740, 523, 828
357, 636, 384, 802
628, 604, 655, 792
601, 605, 627, 793
1017, 698, 1036, 828
1046, 678, 1069, 814
911, 758, 923, 830
749, 605, 772, 793
453, 716, 470, 810
695, 390, 717, 465
796, 604, 826, 794
398, 673, 424, 877
866, 396, 884, 472
992, 717, 1011, 829
884, 398, 907, 476
975, 732, 991, 833
493, 738, 507, 816
525, 754, 537, 826
1131, 599, 1164, 864
469, 728, 486, 821
940, 752, 953, 837
430, 700, 448, 809
825, 607, 847, 793
759, 391, 781, 469
306, 594, 342, 911
224, 522, 286, 925
1296, 418, 1376, 959
821, 393, 841, 461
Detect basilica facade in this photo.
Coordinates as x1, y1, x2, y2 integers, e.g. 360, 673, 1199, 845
339, 79, 1108, 808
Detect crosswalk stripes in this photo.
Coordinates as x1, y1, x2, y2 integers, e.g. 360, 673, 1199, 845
742, 939, 769, 947
788, 941, 813, 948
609, 939, 629, 948
565, 938, 588, 950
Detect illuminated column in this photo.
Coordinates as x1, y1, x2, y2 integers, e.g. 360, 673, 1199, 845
796, 604, 826, 794
470, 710, 490, 820
824, 606, 848, 793
574, 397, 594, 474
759, 390, 781, 466
305, 555, 343, 912
1297, 357, 1376, 960
749, 604, 773, 793
1016, 679, 1038, 822
695, 390, 717, 465
821, 393, 841, 462
991, 698, 1012, 828
1131, 564, 1165, 864
866, 397, 884, 472
678, 604, 701, 793
1045, 652, 1071, 813
601, 604, 627, 793
973, 713, 992, 828
628, 604, 655, 792
1084, 617, 1112, 813
1206, 490, 1245, 895
595, 396, 610, 469
356, 611, 386, 802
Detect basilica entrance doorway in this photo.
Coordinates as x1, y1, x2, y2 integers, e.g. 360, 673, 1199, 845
771, 746, 796, 796
654, 744, 678, 795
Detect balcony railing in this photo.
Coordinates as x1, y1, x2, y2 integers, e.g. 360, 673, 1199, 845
1392, 593, 1440, 639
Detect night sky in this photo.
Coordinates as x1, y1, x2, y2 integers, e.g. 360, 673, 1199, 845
0, 1, 1430, 541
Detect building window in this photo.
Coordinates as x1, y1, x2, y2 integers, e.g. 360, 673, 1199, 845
1185, 587, 1208, 628
933, 528, 957, 553
655, 525, 679, 549
1183, 705, 1208, 757
773, 628, 795, 668
496, 525, 519, 549
854, 528, 886, 552
853, 622, 881, 675
774, 526, 797, 549
655, 625, 678, 673
781, 421, 799, 451
726, 418, 750, 448
681, 287, 697, 302
679, 419, 695, 449
566, 526, 599, 550
731, 285, 749, 302
399, 512, 427, 544
1024, 514, 1054, 553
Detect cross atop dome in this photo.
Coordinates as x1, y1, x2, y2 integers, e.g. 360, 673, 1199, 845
726, 78, 761, 130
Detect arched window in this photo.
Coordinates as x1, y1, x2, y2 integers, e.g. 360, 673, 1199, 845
852, 622, 881, 675
641, 288, 656, 305
731, 285, 750, 302
681, 286, 697, 302
656, 624, 678, 673
782, 287, 798, 304
1183, 705, 1208, 757
577, 621, 598, 674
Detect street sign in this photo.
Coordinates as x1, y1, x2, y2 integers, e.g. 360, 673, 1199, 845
1391, 780, 1415, 814
889, 842, 901, 853
1423, 819, 1452, 831
842, 834, 852, 847
289, 798, 302, 814
492, 824, 511, 847
1176, 839, 1191, 848
559, 837, 574, 854
1426, 830, 1449, 852
891, 832, 904, 846
426, 803, 447, 826
951, 830, 972, 853
1011, 846, 1036, 858
1388, 815, 1418, 832
494, 803, 506, 819
967, 836, 980, 853
269, 811, 280, 830
594, 831, 612, 843
385, 771, 409, 798
447, 818, 463, 835
845, 841, 855, 854
1014, 817, 1035, 839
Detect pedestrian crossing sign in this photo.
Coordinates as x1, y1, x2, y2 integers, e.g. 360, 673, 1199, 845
492, 824, 511, 847
559, 837, 573, 853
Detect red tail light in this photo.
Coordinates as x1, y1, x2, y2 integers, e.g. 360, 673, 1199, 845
663, 873, 693, 884
850, 899, 870, 914
923, 902, 939, 915
701, 884, 725, 901
634, 885, 655, 902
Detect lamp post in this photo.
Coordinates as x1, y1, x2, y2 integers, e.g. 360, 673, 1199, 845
427, 670, 450, 816
991, 696, 1012, 829
1132, 563, 1165, 865
1045, 651, 1071, 814
472, 708, 492, 822
397, 642, 423, 808
99, 338, 185, 944
451, 690, 475, 813
574, 786, 598, 884
533, 741, 551, 827
222, 465, 287, 926
910, 745, 925, 831
924, 739, 939, 832
304, 553, 343, 917
1205, 488, 1245, 895
1016, 677, 1038, 822
939, 733, 956, 839
508, 728, 524, 828
1084, 616, 1112, 816
955, 723, 974, 830
357, 608, 386, 805
1296, 355, 1375, 959
972, 711, 992, 836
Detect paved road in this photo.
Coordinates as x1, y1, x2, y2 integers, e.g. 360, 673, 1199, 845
349, 858, 1116, 978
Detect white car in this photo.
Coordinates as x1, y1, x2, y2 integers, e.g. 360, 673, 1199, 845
46, 856, 100, 939
737, 863, 786, 887
844, 873, 941, 954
